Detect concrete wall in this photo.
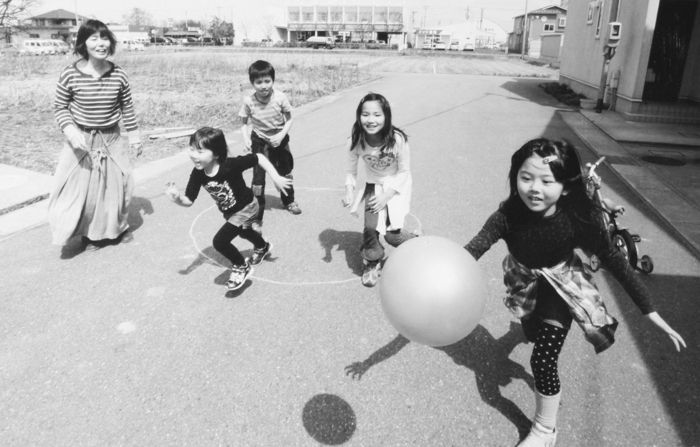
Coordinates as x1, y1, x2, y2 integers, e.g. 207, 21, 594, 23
560, 0, 658, 104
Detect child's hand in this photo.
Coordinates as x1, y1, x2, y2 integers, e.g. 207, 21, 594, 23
646, 311, 687, 352
268, 132, 284, 148
64, 125, 86, 150
342, 188, 354, 208
271, 175, 292, 196
368, 191, 394, 213
165, 182, 180, 202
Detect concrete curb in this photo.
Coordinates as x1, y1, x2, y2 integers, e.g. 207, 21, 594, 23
559, 110, 700, 261
0, 151, 192, 241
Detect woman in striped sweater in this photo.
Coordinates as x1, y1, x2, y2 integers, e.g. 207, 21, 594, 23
48, 19, 142, 249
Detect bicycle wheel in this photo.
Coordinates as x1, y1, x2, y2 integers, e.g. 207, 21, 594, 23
612, 229, 638, 267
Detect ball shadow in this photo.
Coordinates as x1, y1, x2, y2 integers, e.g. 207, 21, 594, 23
302, 393, 357, 445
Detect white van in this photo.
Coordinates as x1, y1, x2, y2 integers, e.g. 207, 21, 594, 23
20, 40, 50, 56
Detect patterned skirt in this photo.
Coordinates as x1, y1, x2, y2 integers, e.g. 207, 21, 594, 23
48, 126, 133, 245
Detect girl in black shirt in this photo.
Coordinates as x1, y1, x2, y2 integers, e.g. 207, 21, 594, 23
465, 138, 685, 447
166, 127, 291, 291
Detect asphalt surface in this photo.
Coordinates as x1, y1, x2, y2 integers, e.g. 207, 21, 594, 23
1, 72, 699, 446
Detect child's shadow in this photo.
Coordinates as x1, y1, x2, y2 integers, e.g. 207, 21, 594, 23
345, 322, 533, 438
318, 228, 363, 275
178, 247, 254, 296
127, 196, 154, 232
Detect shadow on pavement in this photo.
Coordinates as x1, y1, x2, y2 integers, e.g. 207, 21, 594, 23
606, 271, 700, 446
318, 228, 364, 275
127, 196, 154, 232
498, 78, 573, 108
59, 196, 152, 260
345, 322, 533, 439
302, 393, 357, 445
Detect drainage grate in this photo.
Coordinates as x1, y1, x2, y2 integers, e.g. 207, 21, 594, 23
641, 154, 687, 166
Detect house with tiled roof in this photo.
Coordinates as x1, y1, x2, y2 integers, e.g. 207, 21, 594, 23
13, 9, 91, 44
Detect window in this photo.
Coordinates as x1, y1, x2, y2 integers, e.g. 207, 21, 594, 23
29, 33, 39, 38
558, 17, 566, 28
594, 0, 605, 38
544, 23, 555, 32
586, 2, 595, 24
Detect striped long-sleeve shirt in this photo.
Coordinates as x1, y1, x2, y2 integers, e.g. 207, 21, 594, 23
54, 62, 138, 133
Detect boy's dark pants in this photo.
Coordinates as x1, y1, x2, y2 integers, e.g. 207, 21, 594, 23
251, 132, 295, 223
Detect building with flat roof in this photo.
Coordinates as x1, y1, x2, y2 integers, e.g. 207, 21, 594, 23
282, 5, 406, 45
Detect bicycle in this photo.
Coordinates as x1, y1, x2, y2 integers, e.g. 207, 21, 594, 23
584, 156, 654, 274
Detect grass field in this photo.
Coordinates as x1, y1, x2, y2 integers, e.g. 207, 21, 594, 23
0, 48, 555, 174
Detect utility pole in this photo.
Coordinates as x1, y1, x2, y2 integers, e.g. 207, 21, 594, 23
520, 0, 528, 59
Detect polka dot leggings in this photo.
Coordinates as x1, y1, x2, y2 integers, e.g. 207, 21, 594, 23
530, 323, 568, 396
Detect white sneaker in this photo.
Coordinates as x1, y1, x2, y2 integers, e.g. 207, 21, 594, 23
517, 422, 557, 447
226, 262, 253, 290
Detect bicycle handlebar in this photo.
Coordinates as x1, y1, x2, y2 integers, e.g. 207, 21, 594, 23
587, 156, 606, 176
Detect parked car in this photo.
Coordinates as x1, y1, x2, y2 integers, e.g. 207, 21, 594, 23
434, 41, 447, 50
304, 36, 335, 49
20, 39, 50, 56
48, 39, 70, 54
120, 40, 145, 51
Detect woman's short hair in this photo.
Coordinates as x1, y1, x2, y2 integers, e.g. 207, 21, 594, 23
74, 19, 117, 59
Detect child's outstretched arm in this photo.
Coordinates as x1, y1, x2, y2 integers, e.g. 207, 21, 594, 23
165, 182, 193, 207
255, 154, 292, 194
646, 312, 686, 351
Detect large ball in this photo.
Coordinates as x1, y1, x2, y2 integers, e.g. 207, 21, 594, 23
379, 235, 487, 347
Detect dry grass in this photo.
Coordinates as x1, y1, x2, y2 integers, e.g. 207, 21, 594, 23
0, 48, 375, 174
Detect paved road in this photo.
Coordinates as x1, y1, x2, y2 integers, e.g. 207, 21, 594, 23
1, 73, 698, 446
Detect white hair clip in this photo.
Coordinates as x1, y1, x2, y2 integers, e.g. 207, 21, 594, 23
542, 155, 559, 164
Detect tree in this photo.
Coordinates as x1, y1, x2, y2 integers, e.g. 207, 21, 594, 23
0, 0, 38, 42
208, 16, 234, 43
122, 7, 153, 27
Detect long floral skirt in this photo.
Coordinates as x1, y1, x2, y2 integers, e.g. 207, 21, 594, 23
48, 127, 134, 245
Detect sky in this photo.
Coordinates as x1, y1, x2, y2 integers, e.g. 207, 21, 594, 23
30, 0, 558, 39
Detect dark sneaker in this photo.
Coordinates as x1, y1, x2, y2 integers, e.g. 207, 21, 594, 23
361, 260, 382, 287
226, 261, 253, 290
286, 202, 302, 215
250, 242, 272, 265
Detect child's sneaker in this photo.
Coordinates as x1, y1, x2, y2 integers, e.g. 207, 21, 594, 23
361, 259, 382, 287
249, 242, 272, 265
226, 261, 253, 290
286, 202, 302, 215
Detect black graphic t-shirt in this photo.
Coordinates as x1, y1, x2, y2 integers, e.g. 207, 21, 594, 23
184, 154, 258, 216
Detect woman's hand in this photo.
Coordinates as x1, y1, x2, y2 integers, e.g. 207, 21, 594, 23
64, 125, 86, 150
646, 311, 686, 352
131, 142, 143, 158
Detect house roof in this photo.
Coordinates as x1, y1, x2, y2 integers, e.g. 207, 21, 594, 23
30, 9, 89, 21
514, 5, 566, 19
